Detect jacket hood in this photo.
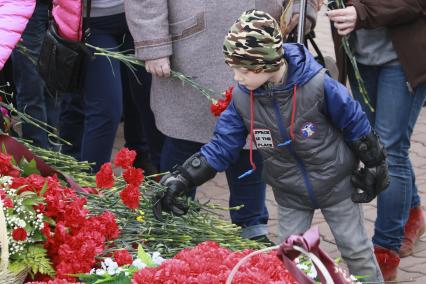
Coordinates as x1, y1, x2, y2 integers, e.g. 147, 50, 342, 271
237, 43, 323, 95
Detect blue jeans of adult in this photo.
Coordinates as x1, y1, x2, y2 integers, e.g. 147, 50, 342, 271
60, 13, 160, 172
11, 2, 61, 149
161, 136, 269, 239
349, 63, 426, 252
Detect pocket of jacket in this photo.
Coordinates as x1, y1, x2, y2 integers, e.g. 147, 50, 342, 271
170, 12, 205, 42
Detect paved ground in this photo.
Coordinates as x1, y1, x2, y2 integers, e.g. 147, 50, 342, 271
113, 6, 426, 283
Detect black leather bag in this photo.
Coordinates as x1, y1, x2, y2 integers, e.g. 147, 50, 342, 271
37, 1, 91, 93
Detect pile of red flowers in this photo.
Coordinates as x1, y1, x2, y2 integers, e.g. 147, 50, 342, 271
132, 241, 297, 284
12, 174, 119, 281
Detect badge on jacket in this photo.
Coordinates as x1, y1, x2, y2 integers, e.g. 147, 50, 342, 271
254, 129, 274, 148
300, 122, 317, 138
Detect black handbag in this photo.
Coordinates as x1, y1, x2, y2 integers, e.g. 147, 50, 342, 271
37, 0, 92, 93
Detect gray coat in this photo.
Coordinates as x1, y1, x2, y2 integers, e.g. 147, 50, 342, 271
124, 0, 318, 143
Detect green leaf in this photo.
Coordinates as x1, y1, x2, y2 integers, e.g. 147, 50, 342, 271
74, 273, 100, 284
20, 245, 55, 276
76, 272, 131, 284
40, 181, 48, 195
11, 155, 17, 166
22, 199, 39, 206
1, 143, 7, 154
8, 261, 27, 273
137, 245, 156, 267
19, 158, 40, 176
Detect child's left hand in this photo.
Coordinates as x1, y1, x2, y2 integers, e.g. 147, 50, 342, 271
351, 162, 390, 203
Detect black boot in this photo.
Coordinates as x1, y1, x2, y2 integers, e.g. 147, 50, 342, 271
250, 235, 276, 246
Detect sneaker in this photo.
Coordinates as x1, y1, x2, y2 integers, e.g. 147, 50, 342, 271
374, 246, 400, 281
399, 205, 425, 257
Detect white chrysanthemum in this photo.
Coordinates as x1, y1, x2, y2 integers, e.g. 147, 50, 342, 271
132, 259, 147, 270
152, 252, 165, 265
96, 269, 106, 276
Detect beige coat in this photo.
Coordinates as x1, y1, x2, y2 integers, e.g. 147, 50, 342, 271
125, 0, 318, 143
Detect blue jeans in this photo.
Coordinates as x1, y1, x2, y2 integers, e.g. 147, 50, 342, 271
349, 64, 426, 252
60, 13, 159, 172
11, 2, 61, 149
160, 136, 269, 238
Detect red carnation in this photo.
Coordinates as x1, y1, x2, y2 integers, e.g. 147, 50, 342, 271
0, 152, 20, 177
3, 197, 14, 208
96, 162, 115, 189
12, 227, 27, 241
210, 85, 234, 117
114, 148, 137, 169
123, 167, 144, 187
113, 249, 133, 266
119, 184, 140, 209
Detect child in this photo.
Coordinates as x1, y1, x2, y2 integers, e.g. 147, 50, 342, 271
154, 10, 388, 282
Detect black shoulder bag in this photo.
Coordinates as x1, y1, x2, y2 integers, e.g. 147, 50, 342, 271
37, 0, 92, 93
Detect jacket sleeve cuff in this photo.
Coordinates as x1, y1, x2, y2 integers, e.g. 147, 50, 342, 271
134, 42, 173, 61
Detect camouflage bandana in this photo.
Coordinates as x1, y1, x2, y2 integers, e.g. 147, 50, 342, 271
223, 9, 284, 73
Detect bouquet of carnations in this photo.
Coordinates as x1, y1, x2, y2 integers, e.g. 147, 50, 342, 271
0, 147, 120, 282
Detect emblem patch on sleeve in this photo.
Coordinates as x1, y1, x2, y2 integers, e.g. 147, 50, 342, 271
254, 129, 274, 148
300, 122, 317, 138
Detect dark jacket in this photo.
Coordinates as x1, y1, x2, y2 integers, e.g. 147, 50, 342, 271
200, 44, 371, 209
333, 0, 426, 89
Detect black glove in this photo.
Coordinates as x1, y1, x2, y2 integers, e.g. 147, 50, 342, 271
351, 161, 389, 203
349, 131, 390, 203
153, 153, 217, 220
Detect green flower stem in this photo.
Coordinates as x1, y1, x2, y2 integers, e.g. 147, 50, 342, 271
85, 44, 218, 103
330, 0, 374, 112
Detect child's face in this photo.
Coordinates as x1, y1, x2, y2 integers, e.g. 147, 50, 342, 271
232, 68, 273, 90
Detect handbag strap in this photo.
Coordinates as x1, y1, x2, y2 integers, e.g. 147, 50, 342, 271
47, 0, 92, 42
83, 0, 92, 40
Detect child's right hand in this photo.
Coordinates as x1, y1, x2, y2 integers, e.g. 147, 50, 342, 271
145, 57, 171, 77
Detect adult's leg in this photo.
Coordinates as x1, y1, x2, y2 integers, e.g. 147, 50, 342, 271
12, 2, 60, 148
322, 198, 383, 282
225, 150, 269, 239
372, 65, 425, 252
59, 92, 85, 159
407, 84, 426, 209
80, 14, 126, 172
122, 41, 164, 170
121, 64, 156, 174
350, 64, 412, 251
398, 84, 426, 256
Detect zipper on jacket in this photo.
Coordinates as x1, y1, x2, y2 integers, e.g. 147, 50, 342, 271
271, 94, 320, 209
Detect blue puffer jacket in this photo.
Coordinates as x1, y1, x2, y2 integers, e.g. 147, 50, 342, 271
200, 43, 371, 208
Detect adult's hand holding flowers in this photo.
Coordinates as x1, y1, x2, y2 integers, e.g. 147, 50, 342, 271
145, 57, 171, 77
327, 6, 358, 35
